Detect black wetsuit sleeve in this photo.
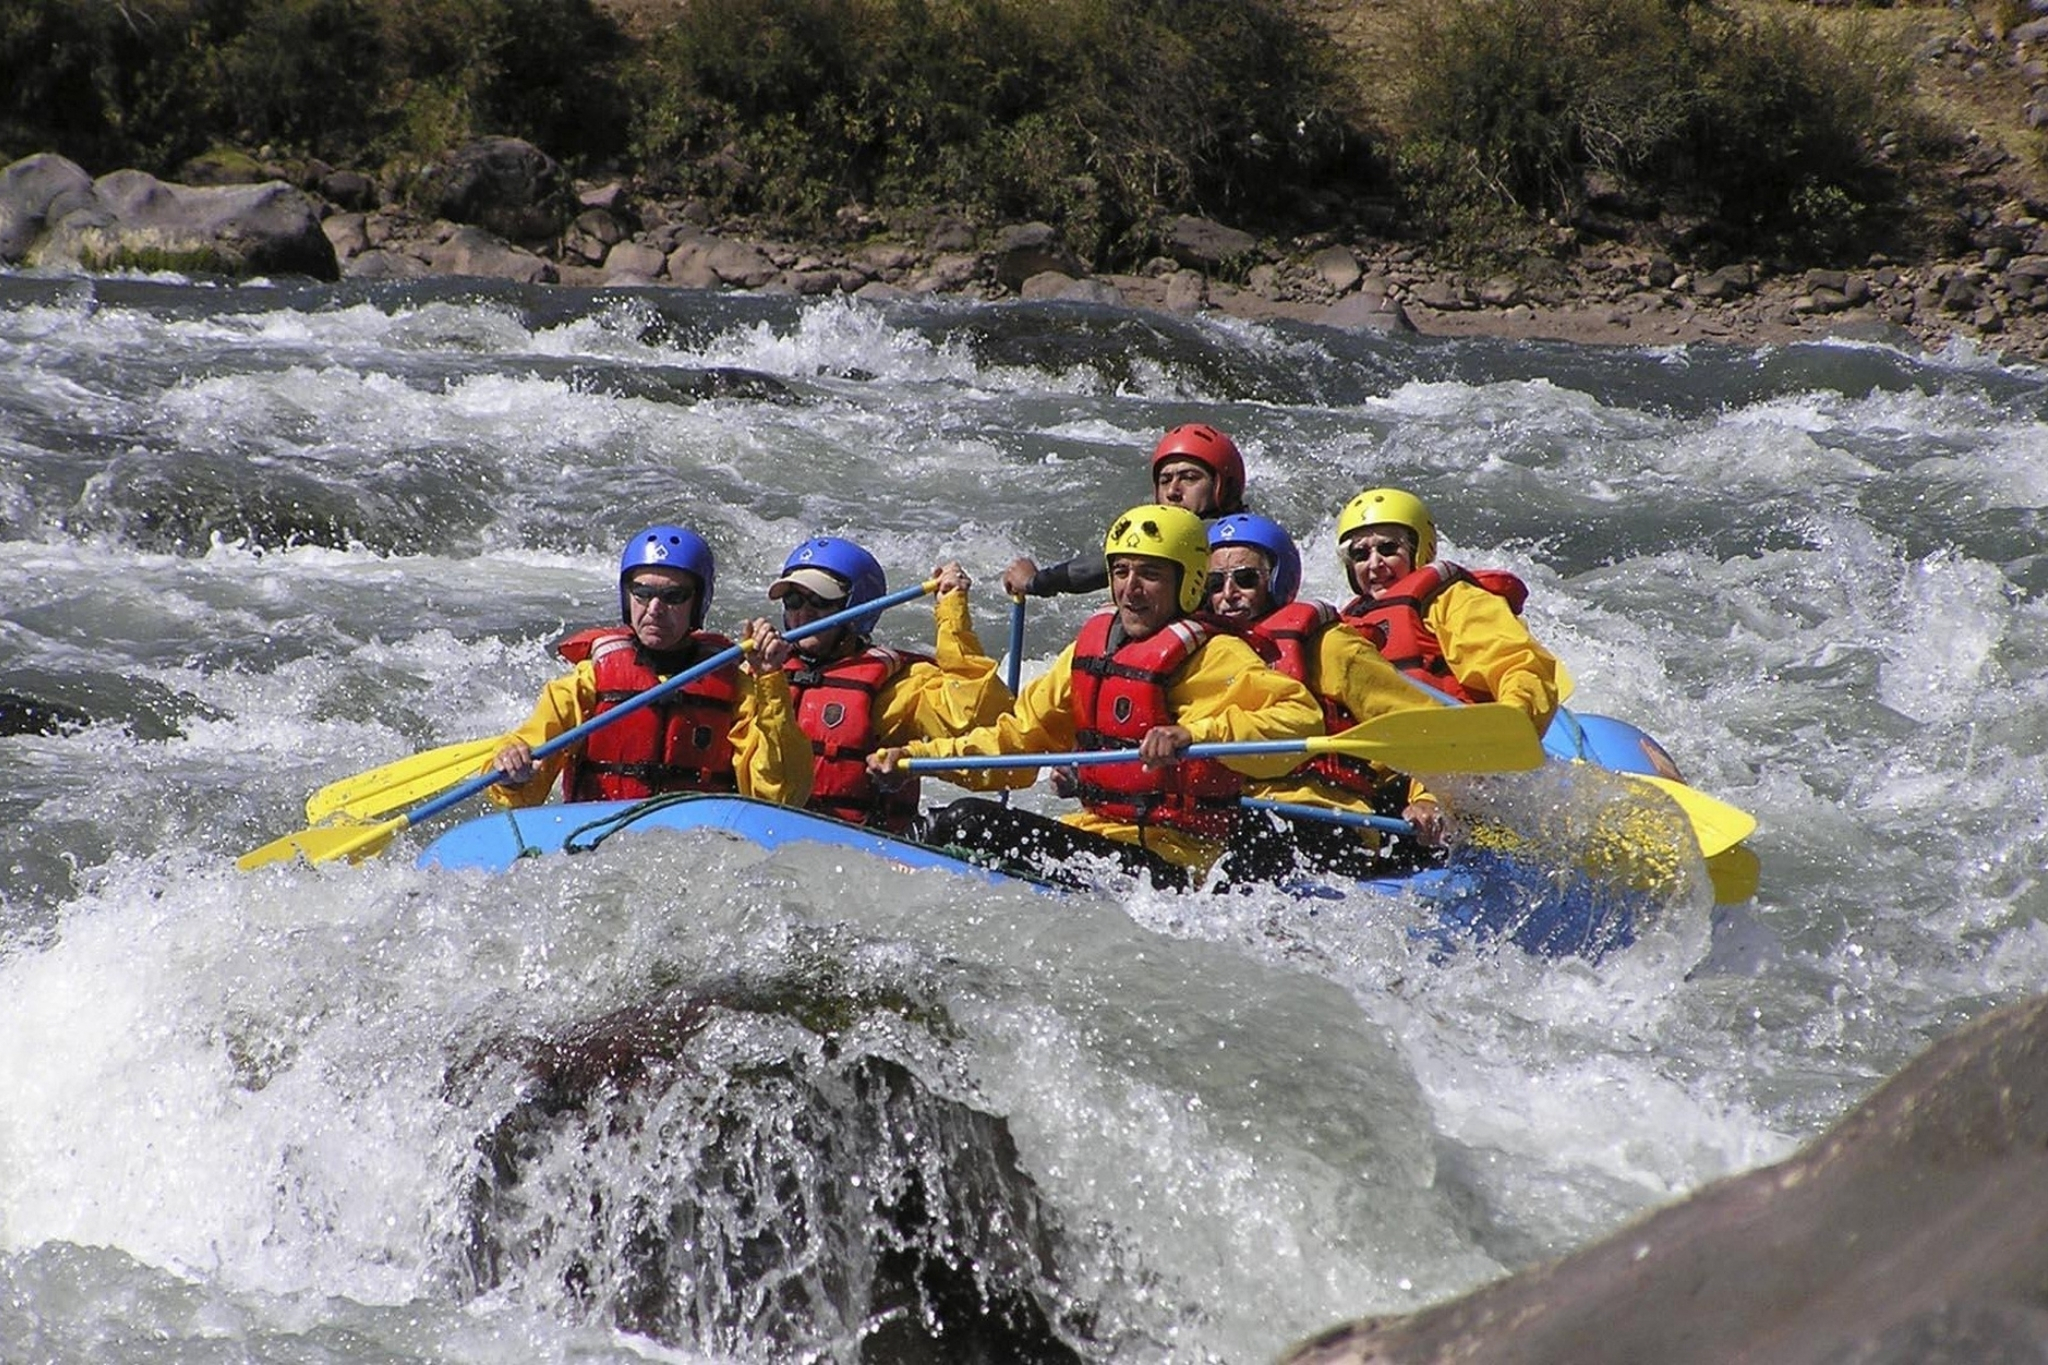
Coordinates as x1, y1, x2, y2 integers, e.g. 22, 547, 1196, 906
1029, 554, 1109, 597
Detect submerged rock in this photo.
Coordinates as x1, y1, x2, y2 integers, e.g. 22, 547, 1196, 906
1280, 993, 2048, 1365
451, 979, 1087, 1364
0, 690, 91, 737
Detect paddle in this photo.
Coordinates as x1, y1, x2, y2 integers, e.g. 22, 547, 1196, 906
1250, 784, 1759, 904
1541, 706, 1755, 858
1251, 789, 1755, 902
238, 579, 941, 870
1005, 594, 1026, 697
304, 736, 503, 824
1239, 796, 1414, 837
1000, 594, 1025, 807
1413, 680, 1755, 862
899, 702, 1544, 776
1628, 773, 1754, 859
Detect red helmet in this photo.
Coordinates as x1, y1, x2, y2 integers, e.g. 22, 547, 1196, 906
1150, 424, 1244, 514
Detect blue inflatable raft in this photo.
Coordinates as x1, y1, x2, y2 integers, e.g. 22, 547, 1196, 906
417, 785, 1656, 961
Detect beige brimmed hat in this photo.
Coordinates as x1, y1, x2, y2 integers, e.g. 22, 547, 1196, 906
768, 566, 851, 602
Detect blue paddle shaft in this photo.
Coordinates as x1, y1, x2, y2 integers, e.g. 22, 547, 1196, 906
1000, 596, 1026, 807
906, 738, 1317, 771
403, 579, 936, 827
1240, 797, 1413, 837
1005, 595, 1026, 696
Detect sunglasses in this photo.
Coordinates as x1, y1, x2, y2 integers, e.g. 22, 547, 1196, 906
627, 582, 695, 606
778, 587, 843, 612
1205, 566, 1265, 594
1344, 537, 1412, 562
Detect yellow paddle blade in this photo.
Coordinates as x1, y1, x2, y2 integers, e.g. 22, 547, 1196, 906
1706, 842, 1761, 904
304, 737, 501, 824
235, 814, 405, 871
1311, 702, 1545, 773
1630, 774, 1756, 859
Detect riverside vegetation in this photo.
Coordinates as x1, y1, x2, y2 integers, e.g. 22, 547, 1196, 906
7, 0, 2048, 355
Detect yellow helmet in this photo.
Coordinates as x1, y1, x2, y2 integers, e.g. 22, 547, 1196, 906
1337, 487, 1436, 566
1103, 503, 1211, 614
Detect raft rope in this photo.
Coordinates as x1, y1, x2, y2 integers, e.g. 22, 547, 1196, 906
560, 792, 708, 855
503, 808, 544, 861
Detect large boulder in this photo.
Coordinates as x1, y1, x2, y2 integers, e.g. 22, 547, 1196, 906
451, 981, 1083, 1360
0, 690, 92, 737
1312, 244, 1363, 294
1021, 270, 1121, 305
414, 136, 574, 245
1320, 288, 1415, 334
0, 154, 98, 262
1281, 993, 2048, 1365
990, 221, 1085, 291
342, 247, 432, 282
421, 224, 557, 283
16, 162, 338, 280
664, 228, 777, 288
1164, 214, 1259, 271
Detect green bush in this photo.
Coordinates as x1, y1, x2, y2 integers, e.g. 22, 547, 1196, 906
0, 0, 1949, 277
1686, 9, 1919, 257
0, 0, 627, 175
627, 0, 1374, 261
380, 0, 628, 162
0, 0, 214, 170
1398, 0, 1925, 264
208, 0, 385, 157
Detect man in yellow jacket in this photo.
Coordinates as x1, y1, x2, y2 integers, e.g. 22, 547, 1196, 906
872, 504, 1322, 890
484, 524, 813, 808
1335, 487, 1563, 730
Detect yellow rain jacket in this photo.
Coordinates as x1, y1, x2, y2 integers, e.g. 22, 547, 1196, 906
906, 629, 1322, 871
485, 654, 812, 809
1249, 616, 1442, 826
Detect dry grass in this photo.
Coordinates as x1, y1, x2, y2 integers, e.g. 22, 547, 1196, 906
1281, 0, 1424, 125
1866, 0, 2048, 193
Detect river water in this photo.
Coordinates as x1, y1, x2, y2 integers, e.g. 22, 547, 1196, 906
2, 272, 2044, 1364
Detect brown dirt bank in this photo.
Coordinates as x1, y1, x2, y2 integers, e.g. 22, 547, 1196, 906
331, 176, 2048, 363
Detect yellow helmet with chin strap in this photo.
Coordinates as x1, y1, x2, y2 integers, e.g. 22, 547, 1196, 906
1104, 503, 1211, 614
1337, 487, 1437, 566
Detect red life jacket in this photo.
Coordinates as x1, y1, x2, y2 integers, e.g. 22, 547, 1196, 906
1339, 562, 1529, 704
1068, 609, 1243, 838
1247, 599, 1332, 683
554, 628, 741, 801
1247, 599, 1380, 798
784, 645, 929, 832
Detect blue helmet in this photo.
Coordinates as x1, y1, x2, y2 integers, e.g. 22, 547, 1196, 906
771, 536, 888, 635
1207, 513, 1301, 606
618, 524, 714, 629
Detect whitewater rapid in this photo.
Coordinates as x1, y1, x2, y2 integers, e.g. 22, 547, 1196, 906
2, 273, 2045, 1363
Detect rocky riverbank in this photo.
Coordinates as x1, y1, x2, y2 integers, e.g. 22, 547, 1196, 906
8, 138, 2048, 363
